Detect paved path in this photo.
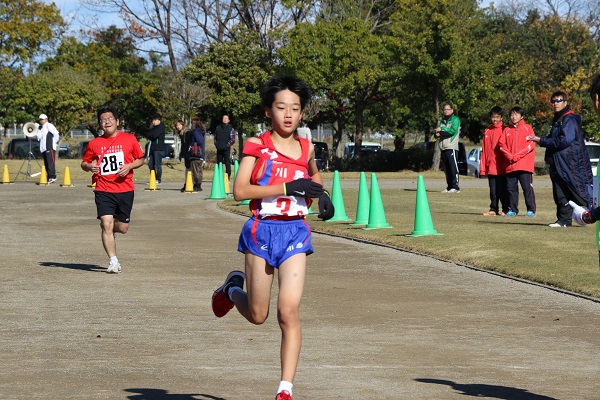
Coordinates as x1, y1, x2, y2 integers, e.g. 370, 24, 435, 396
0, 180, 598, 399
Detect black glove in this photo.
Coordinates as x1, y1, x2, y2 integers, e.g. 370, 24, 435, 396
284, 178, 324, 198
318, 190, 335, 220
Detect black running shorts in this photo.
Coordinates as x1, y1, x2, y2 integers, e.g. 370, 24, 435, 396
95, 191, 134, 223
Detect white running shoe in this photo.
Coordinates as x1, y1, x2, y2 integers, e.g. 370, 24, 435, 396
107, 261, 122, 274
448, 188, 460, 193
48, 178, 57, 184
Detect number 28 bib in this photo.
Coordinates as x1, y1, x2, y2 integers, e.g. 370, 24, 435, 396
100, 151, 125, 175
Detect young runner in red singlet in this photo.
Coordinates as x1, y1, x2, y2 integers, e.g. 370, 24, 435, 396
211, 76, 334, 400
81, 107, 145, 274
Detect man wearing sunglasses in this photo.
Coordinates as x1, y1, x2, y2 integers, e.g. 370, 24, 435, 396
527, 91, 593, 227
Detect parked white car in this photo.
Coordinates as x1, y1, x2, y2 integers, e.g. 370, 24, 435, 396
586, 141, 600, 176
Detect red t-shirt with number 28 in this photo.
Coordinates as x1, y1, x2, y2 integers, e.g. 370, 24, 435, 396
82, 131, 145, 193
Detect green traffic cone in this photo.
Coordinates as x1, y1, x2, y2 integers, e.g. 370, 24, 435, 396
207, 163, 226, 200
363, 173, 392, 230
232, 160, 239, 198
233, 160, 239, 184
408, 175, 442, 237
351, 171, 370, 225
327, 170, 350, 222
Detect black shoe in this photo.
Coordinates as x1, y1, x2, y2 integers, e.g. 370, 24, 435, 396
180, 186, 186, 192
194, 186, 202, 191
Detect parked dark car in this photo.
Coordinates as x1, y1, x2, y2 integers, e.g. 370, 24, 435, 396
58, 144, 71, 158
404, 141, 467, 175
78, 141, 90, 157
313, 141, 329, 171
6, 138, 41, 159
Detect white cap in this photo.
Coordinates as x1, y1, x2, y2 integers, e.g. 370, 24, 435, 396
38, 114, 48, 120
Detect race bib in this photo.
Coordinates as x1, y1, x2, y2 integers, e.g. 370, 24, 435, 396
258, 195, 308, 217
100, 151, 125, 175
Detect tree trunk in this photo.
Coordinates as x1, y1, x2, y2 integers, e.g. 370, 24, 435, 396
353, 101, 365, 160
431, 95, 441, 171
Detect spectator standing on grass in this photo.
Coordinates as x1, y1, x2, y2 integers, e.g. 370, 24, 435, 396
174, 119, 185, 162
213, 113, 236, 180
81, 107, 145, 274
498, 106, 537, 217
36, 113, 59, 184
434, 102, 461, 193
188, 119, 205, 191
210, 76, 334, 400
480, 106, 509, 216
528, 91, 593, 228
145, 115, 165, 184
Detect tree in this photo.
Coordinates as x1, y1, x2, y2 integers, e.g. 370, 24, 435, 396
279, 17, 397, 162
0, 0, 66, 70
388, 0, 480, 169
11, 65, 109, 135
183, 28, 271, 153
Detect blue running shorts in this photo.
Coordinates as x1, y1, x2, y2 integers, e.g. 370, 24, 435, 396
238, 217, 314, 268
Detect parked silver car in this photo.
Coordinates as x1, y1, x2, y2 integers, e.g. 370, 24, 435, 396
466, 147, 482, 178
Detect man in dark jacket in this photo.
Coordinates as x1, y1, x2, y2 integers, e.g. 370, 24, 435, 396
146, 115, 166, 184
213, 114, 236, 180
528, 91, 593, 227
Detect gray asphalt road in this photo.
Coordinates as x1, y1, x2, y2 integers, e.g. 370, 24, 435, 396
0, 179, 598, 399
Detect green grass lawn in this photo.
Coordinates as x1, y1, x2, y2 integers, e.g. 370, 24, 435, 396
221, 170, 600, 300
3, 157, 599, 299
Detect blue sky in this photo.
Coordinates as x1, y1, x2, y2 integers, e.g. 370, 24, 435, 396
46, 0, 124, 33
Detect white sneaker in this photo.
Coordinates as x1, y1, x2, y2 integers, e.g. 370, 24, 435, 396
107, 261, 122, 273
448, 188, 460, 193
48, 178, 57, 184
441, 189, 449, 193
548, 221, 568, 228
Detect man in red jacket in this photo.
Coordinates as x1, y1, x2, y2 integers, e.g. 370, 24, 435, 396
498, 106, 537, 217
480, 106, 509, 216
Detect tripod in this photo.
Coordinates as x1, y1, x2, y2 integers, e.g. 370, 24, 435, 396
15, 138, 42, 181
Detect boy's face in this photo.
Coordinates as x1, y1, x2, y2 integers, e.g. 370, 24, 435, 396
99, 112, 119, 136
510, 111, 523, 125
265, 89, 303, 136
490, 113, 502, 125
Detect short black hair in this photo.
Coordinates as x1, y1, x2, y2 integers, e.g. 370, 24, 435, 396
490, 106, 504, 117
510, 106, 524, 116
152, 114, 161, 121
261, 76, 311, 110
97, 106, 120, 124
590, 74, 600, 98
551, 91, 567, 101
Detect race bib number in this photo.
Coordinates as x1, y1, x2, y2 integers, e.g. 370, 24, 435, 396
100, 151, 125, 175
258, 195, 308, 217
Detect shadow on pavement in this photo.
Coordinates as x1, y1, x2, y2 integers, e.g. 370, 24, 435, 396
39, 261, 105, 272
414, 378, 558, 400
124, 388, 225, 400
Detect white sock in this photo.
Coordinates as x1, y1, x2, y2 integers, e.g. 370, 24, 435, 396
277, 381, 293, 396
227, 286, 243, 302
110, 256, 118, 264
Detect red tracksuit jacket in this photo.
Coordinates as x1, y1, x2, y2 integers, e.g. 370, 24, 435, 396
498, 119, 536, 174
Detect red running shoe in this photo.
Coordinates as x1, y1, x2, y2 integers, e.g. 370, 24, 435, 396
211, 271, 245, 317
276, 390, 292, 400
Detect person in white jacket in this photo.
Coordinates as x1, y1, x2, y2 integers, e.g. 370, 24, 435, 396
36, 113, 60, 183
